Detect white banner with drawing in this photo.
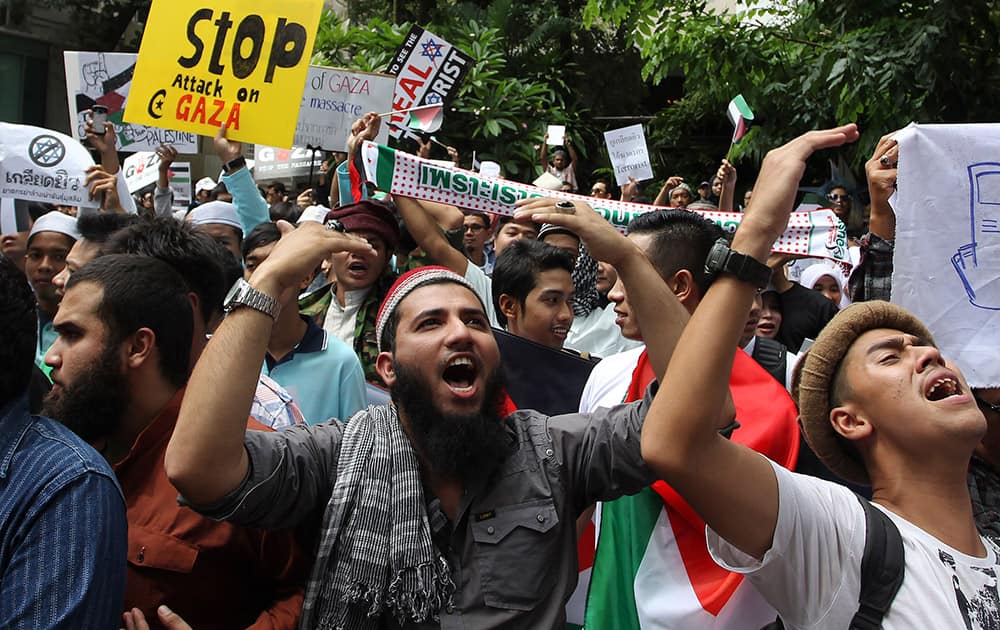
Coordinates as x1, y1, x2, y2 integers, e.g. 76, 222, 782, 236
64, 51, 198, 153
894, 122, 1000, 386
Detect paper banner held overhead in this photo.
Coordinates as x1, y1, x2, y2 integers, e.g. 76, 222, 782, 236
361, 141, 851, 267
124, 0, 323, 148
547, 125, 566, 146
603, 124, 653, 186
0, 123, 98, 208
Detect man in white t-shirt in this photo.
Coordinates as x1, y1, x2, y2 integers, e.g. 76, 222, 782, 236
642, 124, 1000, 629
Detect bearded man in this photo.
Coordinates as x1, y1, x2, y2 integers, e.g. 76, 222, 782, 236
165, 207, 679, 628
44, 254, 308, 628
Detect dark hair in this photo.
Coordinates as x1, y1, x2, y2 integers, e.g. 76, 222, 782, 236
491, 238, 574, 327
101, 217, 226, 326
269, 201, 300, 223
67, 254, 193, 387
378, 277, 478, 353
0, 257, 38, 404
210, 182, 229, 200
242, 222, 282, 261
78, 212, 138, 245
27, 203, 53, 223
463, 210, 490, 228
626, 209, 725, 295
267, 182, 287, 195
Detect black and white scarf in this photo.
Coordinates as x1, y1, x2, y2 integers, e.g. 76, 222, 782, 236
301, 404, 455, 629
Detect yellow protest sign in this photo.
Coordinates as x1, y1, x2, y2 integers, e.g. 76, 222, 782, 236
124, 0, 322, 148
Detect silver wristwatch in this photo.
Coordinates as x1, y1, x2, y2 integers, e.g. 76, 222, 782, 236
223, 278, 281, 320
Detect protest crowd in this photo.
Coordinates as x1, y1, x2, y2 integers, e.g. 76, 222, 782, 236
3, 4, 1000, 630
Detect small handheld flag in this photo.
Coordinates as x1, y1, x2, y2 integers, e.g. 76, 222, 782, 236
727, 95, 754, 143
405, 104, 443, 133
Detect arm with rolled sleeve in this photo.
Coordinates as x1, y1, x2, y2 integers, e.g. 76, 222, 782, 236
182, 421, 344, 530
222, 167, 270, 235
1, 471, 127, 630
547, 384, 658, 513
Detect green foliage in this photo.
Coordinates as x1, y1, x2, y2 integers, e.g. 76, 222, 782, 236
584, 0, 1000, 174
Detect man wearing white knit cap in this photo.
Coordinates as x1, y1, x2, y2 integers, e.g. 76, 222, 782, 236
187, 199, 243, 261
26, 211, 79, 374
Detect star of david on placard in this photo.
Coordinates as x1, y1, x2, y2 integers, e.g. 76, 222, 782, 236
420, 39, 444, 63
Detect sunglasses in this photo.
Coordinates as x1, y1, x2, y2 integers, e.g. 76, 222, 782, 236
827, 193, 850, 201
975, 393, 1000, 415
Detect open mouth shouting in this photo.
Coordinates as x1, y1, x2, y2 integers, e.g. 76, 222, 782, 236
924, 371, 967, 403
442, 355, 480, 399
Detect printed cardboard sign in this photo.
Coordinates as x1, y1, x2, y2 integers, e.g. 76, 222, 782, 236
603, 124, 654, 186
124, 0, 323, 148
384, 25, 472, 142
65, 51, 198, 153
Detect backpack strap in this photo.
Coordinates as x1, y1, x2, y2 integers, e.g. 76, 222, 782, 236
849, 495, 905, 630
751, 337, 788, 386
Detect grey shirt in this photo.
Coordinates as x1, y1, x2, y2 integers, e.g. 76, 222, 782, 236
189, 384, 657, 629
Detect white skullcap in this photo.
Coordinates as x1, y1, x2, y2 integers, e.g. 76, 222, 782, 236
28, 211, 80, 243
195, 177, 217, 194
188, 201, 242, 231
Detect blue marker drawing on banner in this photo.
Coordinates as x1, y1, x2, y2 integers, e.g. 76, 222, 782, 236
952, 162, 1000, 310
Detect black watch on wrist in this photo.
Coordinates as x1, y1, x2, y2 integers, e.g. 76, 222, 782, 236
223, 156, 246, 175
704, 237, 772, 290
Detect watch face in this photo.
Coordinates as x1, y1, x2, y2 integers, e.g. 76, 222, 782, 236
223, 278, 246, 308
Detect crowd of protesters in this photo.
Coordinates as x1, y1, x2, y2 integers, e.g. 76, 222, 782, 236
2, 94, 999, 630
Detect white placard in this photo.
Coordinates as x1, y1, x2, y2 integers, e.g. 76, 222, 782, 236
603, 124, 654, 186
0, 123, 98, 208
295, 66, 394, 150
253, 145, 325, 179
64, 51, 198, 153
123, 151, 160, 193
547, 125, 566, 146
479, 161, 501, 179
893, 122, 1000, 387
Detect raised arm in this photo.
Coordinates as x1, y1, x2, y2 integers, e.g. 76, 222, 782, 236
653, 175, 683, 206
394, 195, 468, 274
215, 126, 269, 234
154, 144, 178, 217
865, 133, 898, 240
640, 124, 860, 560
540, 134, 550, 171
166, 222, 375, 505
716, 159, 737, 212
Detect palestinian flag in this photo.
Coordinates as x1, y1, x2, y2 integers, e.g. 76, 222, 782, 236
727, 95, 754, 143
582, 349, 799, 629
406, 103, 443, 133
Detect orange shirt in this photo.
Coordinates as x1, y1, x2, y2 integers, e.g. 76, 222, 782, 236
112, 390, 307, 629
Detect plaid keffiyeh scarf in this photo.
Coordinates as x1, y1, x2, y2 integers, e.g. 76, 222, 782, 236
301, 404, 455, 629
571, 243, 600, 317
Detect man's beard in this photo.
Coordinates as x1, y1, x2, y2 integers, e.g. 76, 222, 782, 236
391, 361, 509, 482
43, 343, 129, 443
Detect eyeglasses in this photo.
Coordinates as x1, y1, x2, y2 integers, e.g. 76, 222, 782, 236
827, 193, 850, 201
975, 393, 1000, 415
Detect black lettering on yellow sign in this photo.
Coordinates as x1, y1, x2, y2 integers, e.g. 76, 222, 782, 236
177, 9, 307, 83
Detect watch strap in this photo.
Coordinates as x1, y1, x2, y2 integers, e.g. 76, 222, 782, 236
223, 156, 247, 175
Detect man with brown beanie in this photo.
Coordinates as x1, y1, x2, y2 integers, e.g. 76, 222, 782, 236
641, 123, 1000, 628
299, 200, 401, 383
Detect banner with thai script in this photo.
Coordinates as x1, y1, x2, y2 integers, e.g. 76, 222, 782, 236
0, 123, 98, 208
295, 66, 394, 150
124, 0, 323, 147
65, 51, 198, 153
894, 122, 1000, 387
361, 141, 851, 265
384, 25, 472, 142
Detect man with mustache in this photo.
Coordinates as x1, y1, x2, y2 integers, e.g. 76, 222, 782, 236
165, 204, 682, 628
